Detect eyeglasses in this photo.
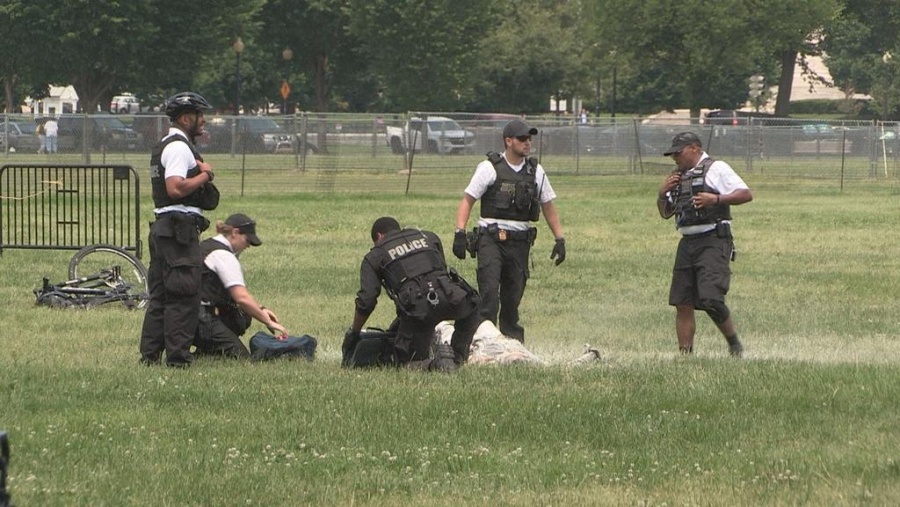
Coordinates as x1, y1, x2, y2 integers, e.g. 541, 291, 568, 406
515, 135, 532, 142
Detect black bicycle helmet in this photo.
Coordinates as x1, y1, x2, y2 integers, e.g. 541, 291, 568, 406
164, 91, 212, 119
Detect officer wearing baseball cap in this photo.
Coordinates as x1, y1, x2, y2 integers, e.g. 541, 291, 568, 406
194, 213, 287, 359
657, 131, 753, 358
453, 119, 566, 343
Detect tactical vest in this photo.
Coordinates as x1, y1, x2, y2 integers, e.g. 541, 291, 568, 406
673, 157, 731, 228
200, 238, 250, 336
151, 135, 216, 209
377, 229, 447, 318
480, 152, 541, 222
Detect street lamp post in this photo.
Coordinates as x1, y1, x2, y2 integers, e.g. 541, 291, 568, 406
282, 47, 293, 114
748, 74, 765, 112
233, 37, 245, 115
610, 49, 618, 118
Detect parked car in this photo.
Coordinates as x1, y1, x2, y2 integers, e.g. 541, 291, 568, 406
384, 116, 476, 154
109, 94, 140, 114
57, 115, 144, 151
1, 121, 42, 153
204, 116, 297, 153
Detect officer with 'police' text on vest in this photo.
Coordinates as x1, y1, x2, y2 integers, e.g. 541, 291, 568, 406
346, 217, 481, 372
140, 92, 219, 367
454, 119, 565, 343
657, 132, 753, 358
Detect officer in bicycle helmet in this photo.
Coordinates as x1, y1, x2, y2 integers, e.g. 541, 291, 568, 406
140, 91, 219, 367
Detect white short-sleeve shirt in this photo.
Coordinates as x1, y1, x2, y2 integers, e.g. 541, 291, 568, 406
203, 235, 246, 290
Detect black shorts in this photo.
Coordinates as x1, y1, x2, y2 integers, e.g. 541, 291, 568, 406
668, 233, 732, 307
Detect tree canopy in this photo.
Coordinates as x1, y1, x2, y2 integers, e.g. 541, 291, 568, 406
1, 0, 897, 118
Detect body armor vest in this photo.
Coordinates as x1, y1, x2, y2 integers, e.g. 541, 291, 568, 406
480, 152, 541, 222
151, 135, 215, 209
378, 229, 445, 298
200, 238, 250, 335
673, 157, 731, 228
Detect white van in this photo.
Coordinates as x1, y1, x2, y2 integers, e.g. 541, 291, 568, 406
109, 94, 140, 114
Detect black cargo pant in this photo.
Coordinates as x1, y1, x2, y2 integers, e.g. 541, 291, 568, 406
475, 228, 532, 342
139, 212, 207, 366
194, 309, 251, 359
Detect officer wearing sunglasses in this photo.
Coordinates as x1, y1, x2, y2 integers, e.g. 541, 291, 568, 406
453, 119, 566, 343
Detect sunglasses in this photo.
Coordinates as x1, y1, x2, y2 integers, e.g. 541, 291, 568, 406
515, 135, 532, 142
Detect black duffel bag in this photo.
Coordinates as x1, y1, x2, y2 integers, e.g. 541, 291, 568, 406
249, 332, 317, 361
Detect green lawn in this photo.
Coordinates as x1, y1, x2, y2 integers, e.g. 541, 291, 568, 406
1, 174, 898, 506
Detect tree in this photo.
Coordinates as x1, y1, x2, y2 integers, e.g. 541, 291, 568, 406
347, 0, 495, 112
823, 1, 900, 119
744, 0, 839, 116
255, 0, 357, 113
469, 0, 589, 114
587, 0, 767, 118
0, 1, 50, 112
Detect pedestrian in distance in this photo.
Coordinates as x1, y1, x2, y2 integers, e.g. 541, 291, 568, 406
139, 92, 219, 367
453, 119, 566, 343
194, 214, 287, 359
35, 118, 46, 154
43, 117, 58, 154
657, 131, 753, 358
344, 217, 481, 371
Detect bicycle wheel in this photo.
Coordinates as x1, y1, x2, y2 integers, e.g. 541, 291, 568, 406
68, 245, 149, 309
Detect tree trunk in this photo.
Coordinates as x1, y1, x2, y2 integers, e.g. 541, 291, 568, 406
314, 52, 329, 153
775, 50, 796, 117
4, 75, 16, 114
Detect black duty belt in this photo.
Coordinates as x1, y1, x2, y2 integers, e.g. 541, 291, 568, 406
479, 226, 535, 242
155, 211, 210, 232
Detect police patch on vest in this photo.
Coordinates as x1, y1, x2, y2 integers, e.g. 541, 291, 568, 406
387, 238, 429, 260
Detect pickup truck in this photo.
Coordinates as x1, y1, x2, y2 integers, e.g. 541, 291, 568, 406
385, 116, 475, 154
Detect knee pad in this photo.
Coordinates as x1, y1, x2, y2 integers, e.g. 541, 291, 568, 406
699, 299, 730, 324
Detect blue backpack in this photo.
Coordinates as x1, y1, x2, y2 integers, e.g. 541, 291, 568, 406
248, 332, 317, 361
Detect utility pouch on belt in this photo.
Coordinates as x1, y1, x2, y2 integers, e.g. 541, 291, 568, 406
173, 214, 196, 246
715, 220, 732, 239
528, 227, 538, 245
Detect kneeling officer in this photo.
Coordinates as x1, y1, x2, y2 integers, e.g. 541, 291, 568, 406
194, 213, 287, 358
345, 217, 481, 371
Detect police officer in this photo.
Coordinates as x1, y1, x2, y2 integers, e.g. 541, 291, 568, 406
657, 132, 753, 357
194, 214, 287, 359
139, 92, 218, 367
345, 217, 481, 371
453, 119, 565, 343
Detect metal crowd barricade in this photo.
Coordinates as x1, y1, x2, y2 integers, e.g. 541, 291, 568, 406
0, 164, 141, 258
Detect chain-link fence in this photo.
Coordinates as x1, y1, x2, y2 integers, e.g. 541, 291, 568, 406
3, 112, 899, 195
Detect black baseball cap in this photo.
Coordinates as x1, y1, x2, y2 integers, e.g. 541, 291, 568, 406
225, 213, 261, 246
663, 131, 702, 156
502, 119, 538, 139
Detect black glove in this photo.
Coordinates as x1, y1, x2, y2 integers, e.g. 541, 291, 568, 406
341, 329, 361, 367
550, 237, 566, 266
452, 230, 467, 260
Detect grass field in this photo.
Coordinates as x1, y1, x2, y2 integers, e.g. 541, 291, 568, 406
1, 172, 899, 505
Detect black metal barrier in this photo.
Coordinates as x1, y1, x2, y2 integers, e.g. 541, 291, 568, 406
0, 164, 141, 258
